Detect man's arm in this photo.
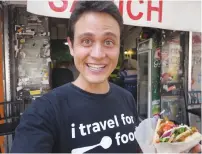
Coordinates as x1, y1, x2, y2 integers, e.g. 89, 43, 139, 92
128, 94, 142, 153
128, 94, 140, 125
10, 96, 57, 153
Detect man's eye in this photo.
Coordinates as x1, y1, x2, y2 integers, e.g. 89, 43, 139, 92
82, 39, 92, 46
104, 40, 114, 47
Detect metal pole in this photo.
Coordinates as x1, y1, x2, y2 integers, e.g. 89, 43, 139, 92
3, 5, 12, 152
4, 5, 11, 102
188, 32, 192, 91
148, 38, 152, 118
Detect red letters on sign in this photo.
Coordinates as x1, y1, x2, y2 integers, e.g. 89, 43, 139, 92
119, 1, 124, 16
70, 0, 77, 12
49, 0, 68, 12
48, 0, 163, 23
127, 0, 144, 20
48, 0, 77, 13
147, 0, 163, 22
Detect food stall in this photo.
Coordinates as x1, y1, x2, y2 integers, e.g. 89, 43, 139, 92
26, 0, 201, 122
0, 1, 193, 117
2, 0, 202, 131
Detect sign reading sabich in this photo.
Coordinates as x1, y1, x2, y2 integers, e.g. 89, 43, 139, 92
27, 0, 201, 32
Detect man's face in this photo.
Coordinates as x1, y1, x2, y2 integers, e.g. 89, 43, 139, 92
68, 12, 120, 84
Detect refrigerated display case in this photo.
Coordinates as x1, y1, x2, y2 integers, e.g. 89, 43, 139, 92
137, 31, 188, 123
187, 32, 201, 132
160, 31, 187, 124
137, 39, 152, 119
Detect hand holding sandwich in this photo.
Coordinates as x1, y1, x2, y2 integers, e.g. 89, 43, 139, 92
153, 117, 202, 153
134, 115, 202, 153
189, 144, 201, 153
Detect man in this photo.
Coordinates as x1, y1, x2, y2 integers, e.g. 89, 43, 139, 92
51, 61, 74, 88
119, 59, 137, 101
11, 1, 201, 153
11, 1, 140, 153
68, 59, 79, 80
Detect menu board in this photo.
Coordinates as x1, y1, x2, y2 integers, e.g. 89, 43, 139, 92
161, 36, 182, 84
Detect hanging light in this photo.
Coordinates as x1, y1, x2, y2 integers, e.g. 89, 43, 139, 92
124, 51, 128, 55
64, 42, 68, 45
128, 50, 134, 55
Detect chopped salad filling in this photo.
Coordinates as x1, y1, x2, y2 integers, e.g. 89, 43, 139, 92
156, 119, 198, 143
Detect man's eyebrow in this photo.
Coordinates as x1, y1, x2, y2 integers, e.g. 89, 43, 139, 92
104, 32, 118, 39
77, 32, 118, 39
78, 32, 94, 38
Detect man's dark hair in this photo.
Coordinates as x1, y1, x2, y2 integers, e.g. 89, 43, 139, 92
68, 1, 123, 42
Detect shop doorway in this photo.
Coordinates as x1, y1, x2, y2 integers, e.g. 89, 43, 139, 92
49, 18, 78, 89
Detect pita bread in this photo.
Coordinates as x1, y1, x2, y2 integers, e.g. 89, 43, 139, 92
153, 119, 163, 143
175, 129, 192, 142
178, 131, 202, 142
153, 119, 202, 143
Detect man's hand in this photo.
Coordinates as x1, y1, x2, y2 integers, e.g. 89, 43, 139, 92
189, 144, 201, 153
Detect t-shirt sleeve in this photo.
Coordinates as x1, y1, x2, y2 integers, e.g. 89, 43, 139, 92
10, 96, 57, 153
127, 93, 140, 126
126, 93, 141, 153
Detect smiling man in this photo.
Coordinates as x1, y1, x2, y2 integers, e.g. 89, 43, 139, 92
11, 1, 141, 153
11, 1, 137, 153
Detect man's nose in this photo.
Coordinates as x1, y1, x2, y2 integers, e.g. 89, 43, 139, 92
90, 43, 106, 59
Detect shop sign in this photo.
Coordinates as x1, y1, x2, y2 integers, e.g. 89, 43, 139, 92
27, 0, 201, 32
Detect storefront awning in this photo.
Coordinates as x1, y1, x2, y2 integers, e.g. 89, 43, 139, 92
27, 0, 201, 32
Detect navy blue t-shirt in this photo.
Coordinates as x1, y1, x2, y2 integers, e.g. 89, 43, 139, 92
11, 83, 140, 153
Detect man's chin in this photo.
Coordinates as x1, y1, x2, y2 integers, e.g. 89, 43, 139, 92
86, 77, 107, 84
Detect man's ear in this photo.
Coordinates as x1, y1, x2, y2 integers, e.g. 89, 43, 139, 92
67, 37, 74, 57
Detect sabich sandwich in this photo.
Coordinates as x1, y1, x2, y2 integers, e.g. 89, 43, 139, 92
153, 118, 202, 143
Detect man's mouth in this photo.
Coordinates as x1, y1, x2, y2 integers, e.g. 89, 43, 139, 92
86, 64, 106, 72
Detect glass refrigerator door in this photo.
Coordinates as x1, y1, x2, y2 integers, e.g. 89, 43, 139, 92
137, 51, 149, 119
160, 32, 187, 124
161, 96, 186, 124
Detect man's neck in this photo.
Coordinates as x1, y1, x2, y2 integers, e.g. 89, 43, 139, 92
72, 75, 110, 94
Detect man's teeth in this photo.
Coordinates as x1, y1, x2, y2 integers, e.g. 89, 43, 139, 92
87, 64, 105, 70
88, 64, 105, 68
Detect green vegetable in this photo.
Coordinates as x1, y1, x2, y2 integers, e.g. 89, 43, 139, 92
160, 138, 169, 142
174, 127, 187, 137
179, 127, 186, 134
